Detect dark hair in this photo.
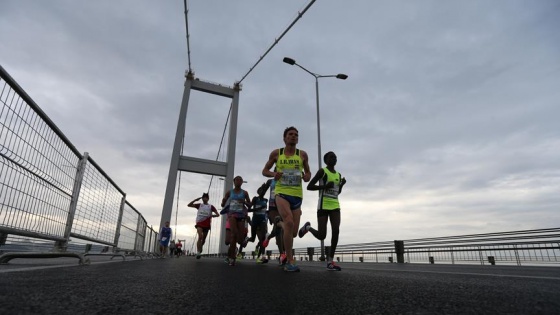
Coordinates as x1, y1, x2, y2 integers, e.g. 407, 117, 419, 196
202, 193, 209, 199
234, 175, 243, 181
283, 126, 298, 138
323, 151, 336, 163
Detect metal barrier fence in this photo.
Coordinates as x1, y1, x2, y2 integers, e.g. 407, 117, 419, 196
0, 65, 158, 262
285, 227, 560, 266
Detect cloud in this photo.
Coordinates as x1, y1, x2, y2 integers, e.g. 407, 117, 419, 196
1, 0, 559, 252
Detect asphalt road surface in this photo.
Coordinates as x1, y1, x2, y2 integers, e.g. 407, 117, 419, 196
1, 256, 559, 314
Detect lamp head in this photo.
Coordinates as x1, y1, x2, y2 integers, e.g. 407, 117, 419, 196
283, 57, 296, 65
336, 74, 348, 80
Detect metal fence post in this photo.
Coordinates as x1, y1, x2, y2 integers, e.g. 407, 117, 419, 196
451, 246, 455, 264
113, 195, 126, 252
54, 152, 88, 251
514, 245, 521, 266
394, 240, 405, 263
134, 215, 143, 253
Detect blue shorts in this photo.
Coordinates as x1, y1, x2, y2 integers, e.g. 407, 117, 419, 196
160, 239, 170, 247
276, 194, 302, 210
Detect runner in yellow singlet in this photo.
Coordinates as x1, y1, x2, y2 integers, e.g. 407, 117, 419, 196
262, 126, 311, 272
299, 151, 346, 271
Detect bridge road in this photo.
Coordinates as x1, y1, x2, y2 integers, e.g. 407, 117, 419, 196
1, 256, 559, 314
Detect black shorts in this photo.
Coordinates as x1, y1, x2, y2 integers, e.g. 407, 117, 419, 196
317, 209, 340, 217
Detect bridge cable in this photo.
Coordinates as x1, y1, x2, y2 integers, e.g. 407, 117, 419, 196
237, 0, 317, 85
183, 0, 193, 73
205, 102, 232, 254
207, 102, 232, 193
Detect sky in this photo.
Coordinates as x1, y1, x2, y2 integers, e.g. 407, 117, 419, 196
1, 0, 560, 253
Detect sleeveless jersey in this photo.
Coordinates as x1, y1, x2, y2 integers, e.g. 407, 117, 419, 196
275, 148, 303, 198
317, 167, 341, 210
253, 197, 268, 215
196, 203, 213, 223
228, 189, 246, 214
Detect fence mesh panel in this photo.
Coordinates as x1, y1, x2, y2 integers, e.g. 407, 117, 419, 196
71, 160, 122, 244
1, 75, 77, 239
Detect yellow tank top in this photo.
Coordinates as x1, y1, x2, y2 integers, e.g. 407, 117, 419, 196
275, 148, 303, 198
318, 167, 341, 210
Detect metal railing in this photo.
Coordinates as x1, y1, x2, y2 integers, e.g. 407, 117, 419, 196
283, 228, 560, 266
0, 65, 158, 263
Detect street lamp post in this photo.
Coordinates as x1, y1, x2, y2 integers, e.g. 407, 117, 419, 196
282, 57, 347, 261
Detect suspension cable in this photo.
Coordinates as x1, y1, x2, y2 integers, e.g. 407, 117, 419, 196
205, 103, 231, 255
184, 0, 193, 73
237, 0, 317, 84
207, 102, 232, 192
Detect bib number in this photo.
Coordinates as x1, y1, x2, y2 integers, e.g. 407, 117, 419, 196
230, 200, 244, 213
280, 169, 301, 186
324, 185, 339, 198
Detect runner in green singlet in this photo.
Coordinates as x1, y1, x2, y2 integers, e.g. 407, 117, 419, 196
300, 151, 346, 271
262, 126, 311, 272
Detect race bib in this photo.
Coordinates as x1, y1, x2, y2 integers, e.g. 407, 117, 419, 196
199, 207, 211, 216
280, 169, 301, 186
230, 200, 244, 213
324, 184, 339, 198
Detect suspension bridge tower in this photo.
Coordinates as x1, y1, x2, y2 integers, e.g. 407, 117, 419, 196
159, 70, 241, 255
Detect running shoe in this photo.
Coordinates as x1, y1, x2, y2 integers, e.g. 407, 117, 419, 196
196, 253, 201, 259
261, 258, 269, 264
229, 259, 236, 266
224, 258, 230, 264
279, 252, 288, 266
298, 221, 311, 238
256, 257, 263, 264
262, 238, 270, 248
237, 253, 242, 260
327, 262, 342, 271
283, 263, 300, 272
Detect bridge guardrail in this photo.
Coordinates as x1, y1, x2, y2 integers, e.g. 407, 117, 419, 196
277, 228, 560, 266
0, 65, 158, 262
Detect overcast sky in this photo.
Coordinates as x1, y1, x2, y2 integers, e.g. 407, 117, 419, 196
1, 0, 559, 252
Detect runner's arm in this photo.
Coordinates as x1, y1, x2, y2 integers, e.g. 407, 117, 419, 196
307, 168, 330, 190
221, 191, 230, 207
188, 197, 201, 208
211, 205, 220, 217
262, 150, 281, 180
300, 149, 312, 182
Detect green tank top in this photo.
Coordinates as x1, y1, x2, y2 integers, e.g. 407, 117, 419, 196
318, 167, 341, 210
275, 148, 303, 198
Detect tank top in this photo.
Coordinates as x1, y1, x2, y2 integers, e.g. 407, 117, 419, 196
253, 197, 268, 215
196, 203, 213, 222
317, 167, 341, 210
228, 189, 246, 214
275, 148, 303, 198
